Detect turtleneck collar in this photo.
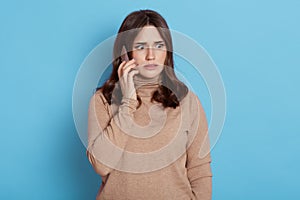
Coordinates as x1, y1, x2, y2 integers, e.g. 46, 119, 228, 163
133, 74, 162, 97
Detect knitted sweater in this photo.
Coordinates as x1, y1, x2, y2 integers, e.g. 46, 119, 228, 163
86, 74, 212, 200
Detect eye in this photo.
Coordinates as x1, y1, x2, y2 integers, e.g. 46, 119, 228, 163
155, 43, 165, 49
134, 45, 145, 50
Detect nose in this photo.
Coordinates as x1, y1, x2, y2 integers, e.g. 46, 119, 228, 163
146, 47, 155, 61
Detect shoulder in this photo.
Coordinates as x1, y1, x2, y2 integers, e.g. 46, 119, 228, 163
181, 90, 206, 117
181, 90, 201, 107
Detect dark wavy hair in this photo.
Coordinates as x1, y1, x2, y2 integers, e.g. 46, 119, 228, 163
96, 9, 188, 109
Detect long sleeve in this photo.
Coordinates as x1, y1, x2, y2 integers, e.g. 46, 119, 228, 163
186, 93, 213, 200
86, 90, 139, 177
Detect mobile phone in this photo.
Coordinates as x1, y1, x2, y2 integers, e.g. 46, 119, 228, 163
121, 46, 129, 62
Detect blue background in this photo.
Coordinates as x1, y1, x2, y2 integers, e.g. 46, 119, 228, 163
1, 0, 299, 199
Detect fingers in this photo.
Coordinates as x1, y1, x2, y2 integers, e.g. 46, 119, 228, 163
118, 59, 137, 79
123, 63, 137, 77
117, 59, 139, 100
117, 61, 126, 79
127, 69, 139, 80
123, 59, 136, 72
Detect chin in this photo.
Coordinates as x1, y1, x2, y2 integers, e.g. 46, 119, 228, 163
139, 72, 161, 79
138, 68, 163, 79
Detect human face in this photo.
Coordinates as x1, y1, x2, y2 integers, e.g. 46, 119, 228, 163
132, 25, 167, 79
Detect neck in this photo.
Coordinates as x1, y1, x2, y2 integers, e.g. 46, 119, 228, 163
133, 74, 162, 89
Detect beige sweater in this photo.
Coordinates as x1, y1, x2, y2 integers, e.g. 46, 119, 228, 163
86, 75, 212, 200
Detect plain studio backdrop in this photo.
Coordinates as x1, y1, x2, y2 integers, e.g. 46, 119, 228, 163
0, 0, 299, 199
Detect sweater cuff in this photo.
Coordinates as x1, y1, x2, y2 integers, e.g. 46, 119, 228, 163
120, 97, 139, 115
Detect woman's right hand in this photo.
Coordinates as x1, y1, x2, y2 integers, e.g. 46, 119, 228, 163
117, 59, 139, 100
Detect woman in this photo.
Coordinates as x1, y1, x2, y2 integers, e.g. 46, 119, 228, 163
86, 9, 212, 200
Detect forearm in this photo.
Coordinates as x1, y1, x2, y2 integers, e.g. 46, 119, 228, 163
187, 92, 213, 199
189, 162, 212, 200
87, 95, 139, 176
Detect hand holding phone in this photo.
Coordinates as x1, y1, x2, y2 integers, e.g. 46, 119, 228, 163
118, 46, 139, 100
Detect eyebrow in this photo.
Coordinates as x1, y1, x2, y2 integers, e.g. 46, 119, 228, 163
134, 41, 165, 45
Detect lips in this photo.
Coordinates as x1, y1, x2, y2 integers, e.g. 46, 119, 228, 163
143, 64, 158, 70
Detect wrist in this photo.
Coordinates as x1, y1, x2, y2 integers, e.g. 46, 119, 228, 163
120, 97, 139, 114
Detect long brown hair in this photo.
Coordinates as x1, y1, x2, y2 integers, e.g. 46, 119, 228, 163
96, 9, 188, 109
